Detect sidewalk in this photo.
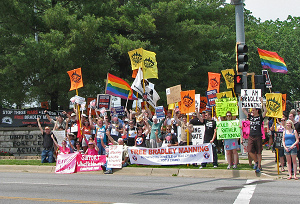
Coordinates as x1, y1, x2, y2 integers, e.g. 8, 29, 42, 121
0, 149, 285, 180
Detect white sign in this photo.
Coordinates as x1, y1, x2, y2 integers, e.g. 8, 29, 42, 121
241, 89, 262, 108
70, 95, 86, 105
107, 145, 123, 168
53, 130, 66, 146
192, 125, 205, 145
128, 144, 213, 165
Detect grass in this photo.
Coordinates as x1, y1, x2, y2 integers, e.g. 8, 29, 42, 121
0, 160, 55, 166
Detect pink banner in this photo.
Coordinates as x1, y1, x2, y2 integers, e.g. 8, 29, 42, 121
55, 153, 78, 174
242, 121, 265, 139
76, 154, 106, 172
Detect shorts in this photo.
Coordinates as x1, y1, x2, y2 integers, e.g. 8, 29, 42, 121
247, 136, 262, 154
224, 139, 238, 150
284, 146, 297, 155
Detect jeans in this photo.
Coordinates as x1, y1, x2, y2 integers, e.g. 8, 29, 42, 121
97, 141, 106, 155
41, 149, 54, 163
201, 142, 218, 167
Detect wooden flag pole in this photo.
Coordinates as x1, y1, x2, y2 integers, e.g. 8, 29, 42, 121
76, 89, 82, 138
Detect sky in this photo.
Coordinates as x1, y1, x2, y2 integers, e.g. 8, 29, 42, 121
226, 0, 300, 21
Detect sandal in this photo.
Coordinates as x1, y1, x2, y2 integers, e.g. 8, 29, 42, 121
281, 168, 285, 172
294, 177, 298, 180
287, 176, 292, 180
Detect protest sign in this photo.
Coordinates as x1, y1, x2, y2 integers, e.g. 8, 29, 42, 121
241, 89, 262, 108
166, 85, 182, 104
111, 106, 125, 116
221, 69, 235, 89
67, 68, 83, 91
200, 96, 208, 113
266, 93, 283, 118
180, 90, 195, 114
107, 145, 123, 168
53, 130, 66, 146
216, 120, 241, 140
70, 95, 86, 105
191, 125, 205, 145
97, 94, 111, 111
55, 153, 78, 174
215, 97, 238, 117
262, 70, 272, 88
274, 132, 283, 149
155, 106, 165, 119
207, 72, 221, 93
216, 91, 233, 99
195, 94, 200, 112
76, 154, 106, 172
282, 94, 286, 111
87, 98, 97, 116
128, 144, 213, 165
206, 89, 217, 107
242, 120, 265, 139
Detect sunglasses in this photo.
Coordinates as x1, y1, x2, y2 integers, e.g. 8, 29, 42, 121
166, 129, 171, 130
226, 115, 231, 117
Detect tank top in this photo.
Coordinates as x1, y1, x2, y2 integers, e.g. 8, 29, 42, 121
285, 130, 295, 146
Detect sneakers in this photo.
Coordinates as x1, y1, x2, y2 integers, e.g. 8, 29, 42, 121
104, 170, 113, 174
227, 165, 231, 170
233, 164, 237, 169
255, 168, 262, 173
101, 165, 106, 171
213, 165, 218, 168
199, 166, 204, 169
253, 162, 258, 170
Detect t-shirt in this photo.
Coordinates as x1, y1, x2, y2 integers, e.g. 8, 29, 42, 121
148, 119, 164, 140
108, 123, 123, 137
42, 132, 54, 149
96, 125, 106, 144
87, 148, 98, 155
127, 126, 137, 138
58, 146, 70, 154
135, 133, 147, 147
189, 118, 202, 125
248, 114, 264, 137
203, 119, 216, 143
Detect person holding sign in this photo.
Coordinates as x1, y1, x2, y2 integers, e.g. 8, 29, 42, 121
221, 111, 239, 169
242, 97, 267, 173
282, 120, 299, 180
174, 113, 193, 146
158, 125, 178, 147
51, 134, 70, 154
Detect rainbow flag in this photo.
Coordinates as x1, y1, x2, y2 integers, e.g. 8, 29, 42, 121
106, 73, 137, 100
257, 48, 288, 74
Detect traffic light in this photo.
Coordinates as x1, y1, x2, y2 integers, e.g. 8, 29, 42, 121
254, 75, 266, 92
236, 43, 248, 73
234, 74, 243, 94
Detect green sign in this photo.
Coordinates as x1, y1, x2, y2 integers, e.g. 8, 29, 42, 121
216, 120, 241, 140
215, 97, 238, 117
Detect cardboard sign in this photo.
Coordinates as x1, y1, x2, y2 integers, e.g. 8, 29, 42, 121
97, 94, 111, 111
216, 120, 241, 140
191, 125, 205, 145
241, 89, 262, 108
215, 97, 238, 117
107, 145, 123, 168
166, 85, 182, 104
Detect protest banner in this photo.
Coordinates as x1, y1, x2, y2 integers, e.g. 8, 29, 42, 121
274, 132, 283, 149
166, 85, 182, 105
195, 94, 200, 112
206, 89, 217, 107
241, 89, 262, 108
207, 72, 221, 93
266, 93, 283, 118
215, 97, 238, 117
216, 91, 233, 99
76, 154, 106, 172
70, 95, 86, 105
128, 144, 213, 165
191, 125, 205, 145
180, 90, 195, 114
97, 94, 111, 111
53, 130, 66, 146
221, 69, 235, 89
67, 68, 83, 91
107, 145, 123, 169
200, 96, 208, 113
216, 120, 241, 140
155, 106, 165, 119
242, 120, 265, 139
55, 153, 78, 174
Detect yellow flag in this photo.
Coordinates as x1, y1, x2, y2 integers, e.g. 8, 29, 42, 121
128, 48, 143, 70
216, 91, 233, 99
142, 49, 158, 79
221, 69, 235, 89
266, 93, 283, 118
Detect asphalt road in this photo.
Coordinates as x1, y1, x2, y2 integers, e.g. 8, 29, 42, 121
0, 172, 299, 204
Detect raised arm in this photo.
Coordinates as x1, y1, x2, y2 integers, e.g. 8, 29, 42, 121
51, 134, 59, 149
44, 110, 53, 123
261, 97, 267, 118
37, 117, 44, 134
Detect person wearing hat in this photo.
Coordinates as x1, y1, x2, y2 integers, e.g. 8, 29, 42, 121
190, 110, 202, 125
148, 115, 165, 148
51, 134, 70, 154
108, 114, 123, 142
37, 117, 55, 163
44, 110, 67, 131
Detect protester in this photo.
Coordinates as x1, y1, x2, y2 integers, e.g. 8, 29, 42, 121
174, 113, 193, 146
242, 97, 267, 173
37, 117, 55, 163
125, 120, 138, 146
148, 115, 165, 148
83, 134, 99, 155
198, 110, 218, 168
158, 125, 178, 147
283, 119, 299, 180
135, 126, 150, 147
44, 110, 67, 131
108, 114, 123, 142
81, 114, 92, 152
51, 134, 70, 154
275, 116, 287, 172
219, 111, 239, 169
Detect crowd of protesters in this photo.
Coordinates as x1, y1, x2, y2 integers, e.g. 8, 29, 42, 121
35, 99, 300, 179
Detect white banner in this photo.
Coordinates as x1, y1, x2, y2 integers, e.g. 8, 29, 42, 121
128, 144, 213, 165
191, 125, 205, 145
107, 145, 123, 168
55, 153, 78, 174
241, 89, 262, 108
53, 130, 66, 145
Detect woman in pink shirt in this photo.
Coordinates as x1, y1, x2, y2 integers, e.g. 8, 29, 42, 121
51, 134, 70, 154
83, 134, 99, 155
